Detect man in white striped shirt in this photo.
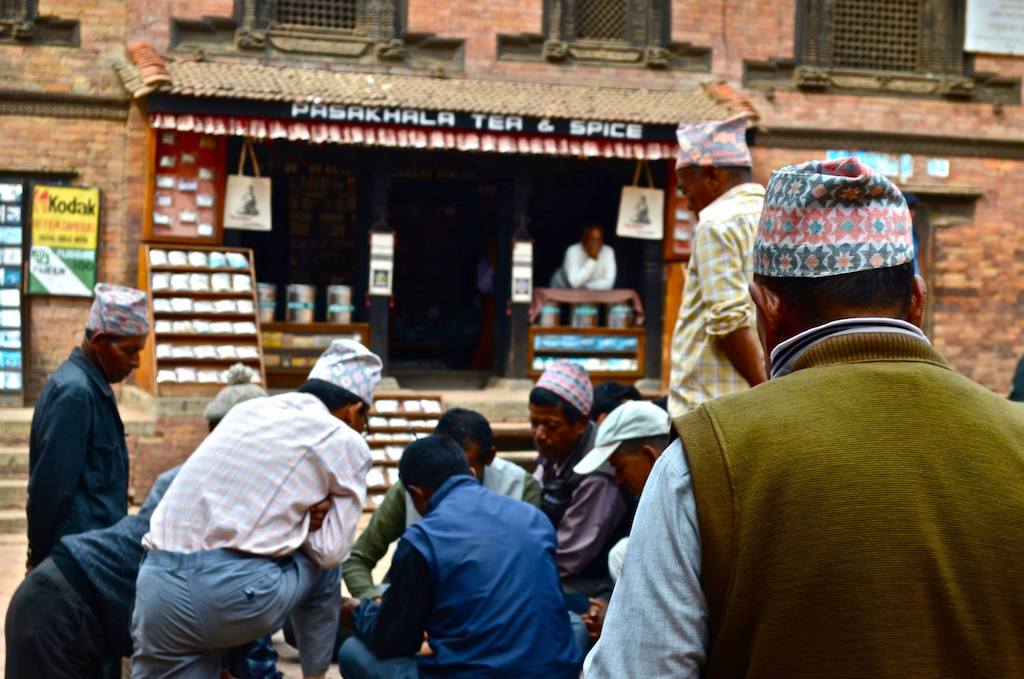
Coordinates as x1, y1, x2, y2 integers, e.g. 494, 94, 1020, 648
131, 340, 382, 679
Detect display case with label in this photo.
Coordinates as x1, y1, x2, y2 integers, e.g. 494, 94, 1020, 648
527, 327, 645, 383
262, 322, 370, 389
136, 243, 265, 395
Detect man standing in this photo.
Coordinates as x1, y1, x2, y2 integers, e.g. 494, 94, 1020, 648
529, 362, 629, 599
343, 407, 541, 600
338, 435, 579, 679
587, 158, 1024, 677
668, 114, 766, 418
131, 339, 381, 679
27, 283, 149, 569
550, 225, 617, 290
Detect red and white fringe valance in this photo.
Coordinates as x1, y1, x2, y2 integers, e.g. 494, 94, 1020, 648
150, 113, 676, 161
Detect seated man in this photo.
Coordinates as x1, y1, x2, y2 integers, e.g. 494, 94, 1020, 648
571, 400, 672, 645
530, 362, 630, 600
131, 339, 382, 679
549, 225, 617, 290
343, 407, 541, 600
338, 435, 580, 679
6, 365, 272, 679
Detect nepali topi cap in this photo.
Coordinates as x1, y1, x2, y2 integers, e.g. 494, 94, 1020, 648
87, 283, 150, 337
574, 401, 670, 476
307, 339, 383, 407
675, 114, 752, 169
535, 360, 593, 417
754, 157, 915, 278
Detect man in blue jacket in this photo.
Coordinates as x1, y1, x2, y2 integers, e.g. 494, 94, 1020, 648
338, 435, 579, 679
27, 283, 149, 568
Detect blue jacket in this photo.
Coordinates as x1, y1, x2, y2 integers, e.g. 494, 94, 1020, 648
28, 348, 129, 566
404, 476, 579, 679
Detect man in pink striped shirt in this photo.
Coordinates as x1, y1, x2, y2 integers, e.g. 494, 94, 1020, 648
131, 340, 382, 679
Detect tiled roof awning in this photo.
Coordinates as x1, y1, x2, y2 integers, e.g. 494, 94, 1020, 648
119, 55, 757, 160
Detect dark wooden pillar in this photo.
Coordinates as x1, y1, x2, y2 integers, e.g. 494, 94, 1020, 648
641, 239, 664, 381
367, 168, 391, 372
503, 176, 532, 378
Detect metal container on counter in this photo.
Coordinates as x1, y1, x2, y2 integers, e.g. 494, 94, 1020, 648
326, 284, 353, 324
286, 284, 315, 324
257, 283, 276, 323
570, 304, 599, 329
539, 303, 561, 327
607, 303, 634, 328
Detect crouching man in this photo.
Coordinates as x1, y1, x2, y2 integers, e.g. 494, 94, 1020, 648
131, 339, 382, 679
338, 435, 580, 679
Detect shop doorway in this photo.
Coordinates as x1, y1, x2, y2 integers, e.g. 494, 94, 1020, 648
388, 172, 498, 375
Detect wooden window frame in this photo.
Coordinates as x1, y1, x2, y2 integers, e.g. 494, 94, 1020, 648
0, 0, 78, 45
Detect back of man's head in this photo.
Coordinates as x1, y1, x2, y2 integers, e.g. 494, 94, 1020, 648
591, 381, 642, 422
399, 435, 471, 492
434, 408, 493, 454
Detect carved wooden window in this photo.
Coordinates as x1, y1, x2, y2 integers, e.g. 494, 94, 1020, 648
0, 0, 31, 22
272, 0, 360, 32
799, 0, 965, 74
549, 0, 667, 48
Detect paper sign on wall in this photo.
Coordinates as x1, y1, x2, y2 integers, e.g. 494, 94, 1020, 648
368, 232, 395, 296
511, 241, 533, 303
29, 185, 99, 297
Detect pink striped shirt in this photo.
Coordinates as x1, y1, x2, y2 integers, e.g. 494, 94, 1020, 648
143, 392, 369, 568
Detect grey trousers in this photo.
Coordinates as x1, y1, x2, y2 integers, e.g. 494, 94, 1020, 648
131, 548, 339, 678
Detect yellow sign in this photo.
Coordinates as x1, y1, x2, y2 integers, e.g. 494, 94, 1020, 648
29, 185, 99, 297
31, 185, 99, 250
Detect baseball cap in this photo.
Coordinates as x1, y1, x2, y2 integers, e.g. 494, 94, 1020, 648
574, 400, 670, 475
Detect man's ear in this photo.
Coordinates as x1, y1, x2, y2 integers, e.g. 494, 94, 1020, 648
749, 281, 785, 353
907, 274, 928, 329
641, 444, 660, 464
484, 446, 497, 466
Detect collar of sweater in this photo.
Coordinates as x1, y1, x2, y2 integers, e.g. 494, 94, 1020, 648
770, 317, 936, 379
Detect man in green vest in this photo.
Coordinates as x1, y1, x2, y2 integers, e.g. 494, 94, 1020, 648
586, 157, 1024, 678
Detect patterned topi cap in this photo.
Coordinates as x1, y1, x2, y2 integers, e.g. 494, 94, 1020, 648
754, 157, 915, 278
675, 114, 752, 169
307, 339, 383, 407
535, 360, 593, 417
87, 283, 150, 337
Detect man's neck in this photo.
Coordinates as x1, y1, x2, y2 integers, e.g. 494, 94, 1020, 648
79, 342, 110, 383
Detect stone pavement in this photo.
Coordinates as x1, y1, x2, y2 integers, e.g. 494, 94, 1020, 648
0, 515, 393, 678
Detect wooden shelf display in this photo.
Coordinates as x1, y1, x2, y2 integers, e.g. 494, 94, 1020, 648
136, 244, 266, 395
363, 392, 446, 512
262, 322, 371, 389
145, 130, 227, 244
527, 327, 645, 381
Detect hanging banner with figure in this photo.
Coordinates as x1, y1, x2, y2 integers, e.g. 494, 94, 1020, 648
28, 185, 99, 297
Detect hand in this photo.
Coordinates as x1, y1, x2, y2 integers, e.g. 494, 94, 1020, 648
340, 596, 362, 630
418, 632, 433, 657
580, 598, 608, 642
307, 497, 330, 532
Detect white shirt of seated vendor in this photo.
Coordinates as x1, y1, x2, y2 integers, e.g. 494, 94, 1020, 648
555, 225, 617, 291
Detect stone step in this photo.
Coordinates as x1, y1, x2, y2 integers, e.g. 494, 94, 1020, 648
0, 446, 28, 477
0, 478, 26, 510
0, 405, 156, 444
0, 509, 25, 534
497, 450, 538, 474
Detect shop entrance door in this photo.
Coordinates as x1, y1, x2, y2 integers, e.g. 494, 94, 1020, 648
388, 176, 497, 376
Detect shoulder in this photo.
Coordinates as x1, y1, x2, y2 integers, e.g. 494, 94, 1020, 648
601, 244, 616, 257
37, 367, 92, 409
489, 456, 527, 479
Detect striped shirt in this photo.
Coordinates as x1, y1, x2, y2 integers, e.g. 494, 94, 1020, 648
668, 183, 765, 419
143, 392, 370, 568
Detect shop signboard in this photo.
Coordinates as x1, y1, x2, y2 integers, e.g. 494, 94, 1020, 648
966, 0, 1024, 55
28, 185, 99, 297
368, 231, 395, 296
511, 241, 533, 304
616, 186, 664, 240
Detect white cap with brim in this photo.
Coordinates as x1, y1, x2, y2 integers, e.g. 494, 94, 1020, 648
574, 400, 671, 475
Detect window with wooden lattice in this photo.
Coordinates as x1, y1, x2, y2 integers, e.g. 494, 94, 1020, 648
798, 0, 965, 75
547, 0, 668, 47
0, 0, 31, 23
271, 0, 362, 32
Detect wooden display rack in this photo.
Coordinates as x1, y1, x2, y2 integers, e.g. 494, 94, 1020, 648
262, 322, 370, 390
136, 243, 266, 396
363, 392, 446, 512
527, 326, 645, 383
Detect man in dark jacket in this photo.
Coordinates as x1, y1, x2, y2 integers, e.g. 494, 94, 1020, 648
27, 283, 149, 568
338, 435, 580, 679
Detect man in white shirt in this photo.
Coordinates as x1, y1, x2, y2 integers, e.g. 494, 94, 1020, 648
550, 225, 617, 290
131, 340, 382, 679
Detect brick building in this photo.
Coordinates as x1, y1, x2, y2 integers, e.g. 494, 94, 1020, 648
3, 1, 1024, 493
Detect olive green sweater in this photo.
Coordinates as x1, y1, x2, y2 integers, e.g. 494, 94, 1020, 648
675, 332, 1024, 678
